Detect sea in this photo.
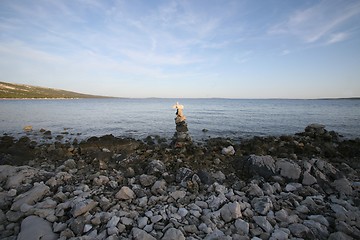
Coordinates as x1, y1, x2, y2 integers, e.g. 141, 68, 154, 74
1, 98, 359, 142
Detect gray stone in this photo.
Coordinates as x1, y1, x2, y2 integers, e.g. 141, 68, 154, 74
328, 231, 353, 240
220, 202, 242, 222
17, 215, 58, 240
204, 229, 226, 240
252, 196, 273, 215
288, 223, 313, 238
146, 160, 166, 175
285, 182, 302, 192
253, 216, 273, 233
71, 199, 98, 217
121, 217, 133, 226
106, 216, 120, 228
332, 178, 353, 195
170, 190, 186, 200
138, 216, 148, 229
139, 174, 157, 187
271, 228, 289, 240
115, 186, 135, 200
275, 209, 289, 223
302, 171, 317, 185
11, 183, 50, 211
308, 215, 329, 227
132, 227, 156, 240
64, 159, 76, 169
304, 220, 329, 240
247, 183, 264, 197
178, 208, 188, 217
162, 227, 185, 240
276, 159, 301, 180
151, 180, 167, 195
69, 216, 85, 236
235, 219, 249, 235
245, 155, 276, 179
53, 222, 67, 233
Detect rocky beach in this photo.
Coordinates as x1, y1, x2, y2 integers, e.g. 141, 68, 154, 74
0, 123, 359, 240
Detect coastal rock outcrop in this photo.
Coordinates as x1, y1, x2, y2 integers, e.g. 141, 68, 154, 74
0, 124, 359, 239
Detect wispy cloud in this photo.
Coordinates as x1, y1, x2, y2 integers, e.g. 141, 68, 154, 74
268, 0, 360, 44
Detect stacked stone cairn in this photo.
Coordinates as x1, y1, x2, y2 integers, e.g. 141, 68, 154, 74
172, 102, 192, 148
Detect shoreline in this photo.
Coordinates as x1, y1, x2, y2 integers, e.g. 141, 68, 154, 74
1, 124, 359, 239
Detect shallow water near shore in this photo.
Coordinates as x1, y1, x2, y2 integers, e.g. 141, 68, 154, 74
1, 98, 360, 141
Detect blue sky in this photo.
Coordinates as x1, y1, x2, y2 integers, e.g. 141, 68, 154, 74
0, 0, 359, 98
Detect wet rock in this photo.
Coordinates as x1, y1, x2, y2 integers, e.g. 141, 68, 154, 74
245, 155, 275, 179
17, 215, 58, 240
115, 186, 135, 200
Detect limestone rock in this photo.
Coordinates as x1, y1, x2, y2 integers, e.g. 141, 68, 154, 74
332, 178, 353, 195
253, 216, 273, 233
252, 196, 273, 215
17, 215, 58, 240
288, 223, 313, 238
139, 174, 157, 187
220, 202, 242, 222
275, 159, 301, 180
71, 199, 98, 217
162, 227, 185, 240
146, 160, 166, 175
115, 186, 135, 200
302, 171, 317, 185
11, 182, 50, 211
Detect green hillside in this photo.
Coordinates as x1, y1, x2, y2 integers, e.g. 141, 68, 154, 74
0, 81, 110, 99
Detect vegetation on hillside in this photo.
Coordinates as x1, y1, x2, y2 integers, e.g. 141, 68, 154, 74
0, 81, 109, 99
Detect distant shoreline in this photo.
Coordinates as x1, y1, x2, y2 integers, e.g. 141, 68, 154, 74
1, 97, 359, 100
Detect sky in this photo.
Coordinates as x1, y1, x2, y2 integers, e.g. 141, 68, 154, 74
0, 0, 360, 98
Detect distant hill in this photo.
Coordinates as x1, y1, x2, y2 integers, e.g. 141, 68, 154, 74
0, 81, 110, 99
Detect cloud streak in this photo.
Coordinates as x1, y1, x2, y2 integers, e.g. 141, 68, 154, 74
268, 0, 360, 44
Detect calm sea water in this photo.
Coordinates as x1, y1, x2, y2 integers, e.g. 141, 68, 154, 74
1, 98, 359, 141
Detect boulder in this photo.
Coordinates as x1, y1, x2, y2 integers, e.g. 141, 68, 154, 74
245, 155, 275, 179
11, 182, 50, 211
275, 159, 301, 180
17, 215, 58, 240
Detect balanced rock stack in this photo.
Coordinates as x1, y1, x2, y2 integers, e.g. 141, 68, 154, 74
172, 102, 192, 147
